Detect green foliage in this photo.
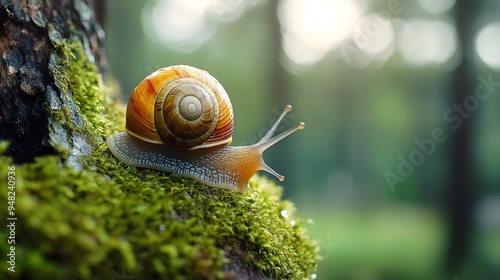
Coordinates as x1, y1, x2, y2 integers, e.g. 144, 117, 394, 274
0, 38, 318, 279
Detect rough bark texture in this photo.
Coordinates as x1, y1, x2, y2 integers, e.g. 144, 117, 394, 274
0, 0, 107, 164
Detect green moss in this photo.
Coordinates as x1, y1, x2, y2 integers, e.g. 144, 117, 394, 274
48, 35, 121, 142
0, 39, 319, 279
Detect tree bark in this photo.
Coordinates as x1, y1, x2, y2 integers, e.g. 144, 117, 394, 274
0, 0, 107, 164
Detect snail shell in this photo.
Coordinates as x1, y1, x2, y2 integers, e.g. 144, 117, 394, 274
107, 65, 304, 193
126, 65, 234, 149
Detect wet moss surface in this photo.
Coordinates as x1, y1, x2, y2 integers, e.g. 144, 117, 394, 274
0, 39, 318, 279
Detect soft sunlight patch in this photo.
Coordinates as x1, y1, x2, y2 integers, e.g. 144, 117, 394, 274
143, 0, 214, 52
354, 14, 395, 55
418, 0, 455, 14
475, 22, 500, 70
398, 20, 457, 66
142, 0, 257, 53
279, 0, 362, 65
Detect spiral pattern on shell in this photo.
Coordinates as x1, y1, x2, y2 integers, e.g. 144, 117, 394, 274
125, 65, 234, 149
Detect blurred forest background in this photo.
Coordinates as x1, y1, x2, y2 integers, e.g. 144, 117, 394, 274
104, 0, 500, 279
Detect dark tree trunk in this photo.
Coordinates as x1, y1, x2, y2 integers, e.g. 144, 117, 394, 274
0, 0, 107, 164
445, 0, 478, 277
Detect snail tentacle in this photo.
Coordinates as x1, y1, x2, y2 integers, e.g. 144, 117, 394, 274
250, 105, 305, 182
254, 105, 305, 154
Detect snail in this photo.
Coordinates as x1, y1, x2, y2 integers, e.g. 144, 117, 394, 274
106, 65, 304, 193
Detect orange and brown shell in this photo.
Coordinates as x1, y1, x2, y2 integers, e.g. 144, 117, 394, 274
125, 65, 234, 150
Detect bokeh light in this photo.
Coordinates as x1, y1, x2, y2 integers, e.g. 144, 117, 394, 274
142, 0, 214, 53
142, 0, 259, 53
278, 0, 362, 65
354, 14, 395, 56
475, 22, 500, 70
418, 0, 456, 14
398, 19, 457, 66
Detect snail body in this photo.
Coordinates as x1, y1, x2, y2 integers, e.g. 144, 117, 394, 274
106, 65, 304, 193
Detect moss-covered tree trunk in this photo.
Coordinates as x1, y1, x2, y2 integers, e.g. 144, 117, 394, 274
0, 0, 107, 165
0, 1, 318, 279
